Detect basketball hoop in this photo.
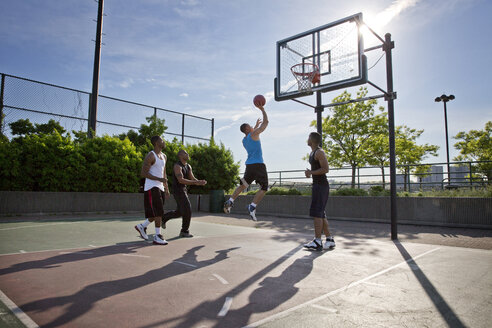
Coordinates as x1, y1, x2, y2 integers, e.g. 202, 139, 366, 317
291, 63, 320, 93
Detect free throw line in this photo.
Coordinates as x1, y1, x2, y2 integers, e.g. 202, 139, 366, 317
0, 289, 39, 328
244, 247, 441, 327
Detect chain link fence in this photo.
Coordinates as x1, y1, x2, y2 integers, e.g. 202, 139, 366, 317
0, 73, 214, 144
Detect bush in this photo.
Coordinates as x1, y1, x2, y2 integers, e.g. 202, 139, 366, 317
245, 187, 302, 195
369, 185, 391, 196
332, 188, 368, 196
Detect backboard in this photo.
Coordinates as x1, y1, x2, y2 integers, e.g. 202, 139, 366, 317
275, 13, 367, 101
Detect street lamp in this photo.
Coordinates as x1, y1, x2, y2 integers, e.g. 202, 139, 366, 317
434, 94, 455, 185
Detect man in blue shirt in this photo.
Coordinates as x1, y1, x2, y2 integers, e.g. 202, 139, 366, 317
223, 105, 269, 221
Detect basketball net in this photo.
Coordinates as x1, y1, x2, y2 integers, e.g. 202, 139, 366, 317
291, 63, 320, 93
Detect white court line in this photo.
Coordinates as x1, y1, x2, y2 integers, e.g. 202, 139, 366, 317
212, 273, 229, 285
88, 245, 97, 248
19, 250, 26, 253
174, 261, 197, 268
310, 304, 337, 313
0, 242, 140, 257
0, 289, 39, 328
121, 254, 150, 258
0, 221, 79, 231
244, 247, 441, 328
217, 297, 233, 317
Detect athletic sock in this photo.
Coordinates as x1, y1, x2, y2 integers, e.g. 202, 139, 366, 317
228, 197, 234, 203
142, 219, 150, 228
155, 227, 161, 235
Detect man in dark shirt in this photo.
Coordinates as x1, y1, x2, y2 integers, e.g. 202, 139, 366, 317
162, 150, 206, 238
303, 132, 336, 251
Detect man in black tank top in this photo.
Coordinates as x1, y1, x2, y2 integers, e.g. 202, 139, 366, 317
162, 150, 207, 238
303, 132, 336, 250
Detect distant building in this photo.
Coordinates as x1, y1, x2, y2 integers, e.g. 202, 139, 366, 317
450, 165, 468, 184
421, 166, 444, 188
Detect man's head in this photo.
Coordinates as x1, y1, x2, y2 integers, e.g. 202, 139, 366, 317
150, 136, 165, 150
308, 132, 322, 147
177, 149, 189, 162
240, 123, 252, 135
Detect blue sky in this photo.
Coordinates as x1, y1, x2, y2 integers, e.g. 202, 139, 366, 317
1, 0, 491, 172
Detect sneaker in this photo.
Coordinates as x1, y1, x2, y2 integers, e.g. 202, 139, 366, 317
303, 239, 323, 250
179, 231, 194, 238
247, 204, 257, 221
223, 200, 234, 214
324, 236, 336, 249
135, 224, 148, 240
153, 234, 168, 245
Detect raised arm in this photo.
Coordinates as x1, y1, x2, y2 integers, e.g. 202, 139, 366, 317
251, 106, 268, 138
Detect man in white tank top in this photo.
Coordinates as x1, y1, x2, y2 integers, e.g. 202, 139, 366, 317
134, 136, 170, 245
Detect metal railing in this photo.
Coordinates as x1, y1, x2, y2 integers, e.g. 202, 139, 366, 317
0, 73, 214, 144
242, 161, 490, 192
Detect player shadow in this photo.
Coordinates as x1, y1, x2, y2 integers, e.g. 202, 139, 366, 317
141, 246, 321, 328
0, 241, 150, 276
19, 245, 239, 328
394, 241, 466, 328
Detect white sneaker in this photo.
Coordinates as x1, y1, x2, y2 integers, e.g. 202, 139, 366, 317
134, 224, 148, 240
247, 204, 257, 221
324, 236, 336, 249
153, 234, 168, 245
303, 239, 323, 250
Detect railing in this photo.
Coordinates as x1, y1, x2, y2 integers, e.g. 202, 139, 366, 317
242, 161, 491, 191
0, 73, 214, 144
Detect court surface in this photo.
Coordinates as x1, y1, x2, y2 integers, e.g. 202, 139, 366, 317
1, 213, 491, 328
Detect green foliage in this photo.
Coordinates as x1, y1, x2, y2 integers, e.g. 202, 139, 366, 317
332, 188, 368, 196
399, 186, 492, 198
246, 187, 302, 195
454, 121, 491, 181
118, 115, 168, 152
369, 185, 390, 196
186, 139, 240, 193
9, 119, 66, 136
311, 87, 386, 188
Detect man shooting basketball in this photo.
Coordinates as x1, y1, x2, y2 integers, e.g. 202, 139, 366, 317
303, 132, 335, 250
135, 136, 170, 245
223, 103, 269, 221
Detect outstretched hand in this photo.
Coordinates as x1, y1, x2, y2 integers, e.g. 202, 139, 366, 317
254, 119, 262, 129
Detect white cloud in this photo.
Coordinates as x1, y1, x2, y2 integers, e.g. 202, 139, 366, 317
180, 93, 189, 97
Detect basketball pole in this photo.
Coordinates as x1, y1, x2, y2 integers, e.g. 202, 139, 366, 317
315, 91, 323, 136
384, 33, 398, 241
89, 0, 104, 138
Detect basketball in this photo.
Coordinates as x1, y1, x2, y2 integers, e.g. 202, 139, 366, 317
253, 94, 266, 108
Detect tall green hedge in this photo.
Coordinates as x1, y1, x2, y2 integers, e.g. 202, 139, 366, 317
0, 119, 240, 193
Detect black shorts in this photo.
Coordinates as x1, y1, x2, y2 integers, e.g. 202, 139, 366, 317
144, 187, 166, 218
241, 163, 268, 191
310, 183, 329, 218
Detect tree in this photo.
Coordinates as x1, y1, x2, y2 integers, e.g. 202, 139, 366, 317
311, 87, 386, 188
117, 115, 168, 152
9, 119, 66, 136
413, 164, 432, 190
395, 126, 439, 191
365, 114, 390, 188
453, 121, 491, 182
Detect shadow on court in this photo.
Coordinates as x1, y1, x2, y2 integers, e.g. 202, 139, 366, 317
139, 246, 325, 328
394, 242, 467, 328
0, 241, 148, 276
18, 245, 238, 328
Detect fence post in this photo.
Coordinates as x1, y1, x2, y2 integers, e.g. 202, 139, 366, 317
279, 172, 282, 187
0, 74, 4, 136
181, 114, 185, 144
469, 161, 473, 189
153, 107, 157, 119
357, 166, 360, 189
211, 118, 214, 142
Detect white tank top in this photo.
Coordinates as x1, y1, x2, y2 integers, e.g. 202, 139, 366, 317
144, 151, 165, 191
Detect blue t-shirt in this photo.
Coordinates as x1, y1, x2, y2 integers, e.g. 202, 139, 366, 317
243, 133, 264, 165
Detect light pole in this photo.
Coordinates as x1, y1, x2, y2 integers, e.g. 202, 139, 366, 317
434, 94, 455, 185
